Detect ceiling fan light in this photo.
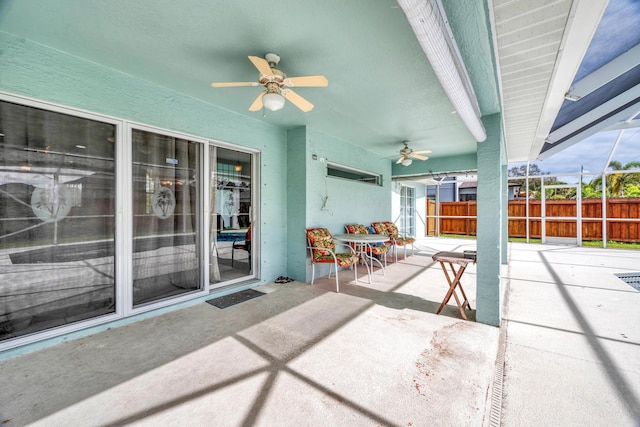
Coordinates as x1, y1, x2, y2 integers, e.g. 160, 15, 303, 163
262, 93, 285, 111
401, 157, 412, 166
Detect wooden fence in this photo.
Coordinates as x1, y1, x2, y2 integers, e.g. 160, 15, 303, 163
430, 199, 640, 242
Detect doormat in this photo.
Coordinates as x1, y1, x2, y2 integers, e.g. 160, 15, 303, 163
206, 288, 265, 309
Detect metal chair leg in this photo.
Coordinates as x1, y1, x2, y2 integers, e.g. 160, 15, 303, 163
354, 261, 358, 284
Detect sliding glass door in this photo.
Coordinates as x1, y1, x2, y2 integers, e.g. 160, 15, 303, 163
1, 95, 259, 350
400, 185, 416, 236
209, 147, 254, 284
0, 100, 117, 341
131, 129, 202, 307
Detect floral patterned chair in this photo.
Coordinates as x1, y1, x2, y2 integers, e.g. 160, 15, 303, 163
344, 224, 389, 269
306, 227, 359, 292
371, 221, 415, 262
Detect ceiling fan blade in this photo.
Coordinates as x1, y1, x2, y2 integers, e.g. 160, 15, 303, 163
410, 153, 429, 161
284, 75, 329, 87
413, 149, 432, 154
248, 56, 274, 76
281, 89, 314, 112
248, 91, 266, 111
396, 157, 404, 164
211, 82, 260, 88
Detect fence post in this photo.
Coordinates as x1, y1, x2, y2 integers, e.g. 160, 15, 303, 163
602, 173, 607, 248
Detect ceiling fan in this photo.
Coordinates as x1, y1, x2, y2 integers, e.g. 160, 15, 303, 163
211, 53, 328, 113
396, 141, 431, 166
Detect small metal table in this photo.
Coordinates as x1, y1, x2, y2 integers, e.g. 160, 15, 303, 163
432, 251, 476, 320
333, 234, 389, 281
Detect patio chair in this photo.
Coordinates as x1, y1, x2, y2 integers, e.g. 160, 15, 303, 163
371, 221, 415, 262
306, 227, 359, 292
344, 224, 389, 269
231, 226, 251, 268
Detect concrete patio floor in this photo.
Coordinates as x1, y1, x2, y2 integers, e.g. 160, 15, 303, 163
1, 238, 639, 426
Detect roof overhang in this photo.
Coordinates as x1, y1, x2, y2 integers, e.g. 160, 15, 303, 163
492, 0, 609, 162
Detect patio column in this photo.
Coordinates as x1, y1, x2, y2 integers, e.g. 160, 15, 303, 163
476, 113, 504, 326
502, 163, 508, 265
286, 127, 308, 281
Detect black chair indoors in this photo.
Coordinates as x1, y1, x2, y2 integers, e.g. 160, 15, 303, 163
231, 226, 251, 268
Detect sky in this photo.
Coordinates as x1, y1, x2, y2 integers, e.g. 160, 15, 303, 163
513, 128, 640, 177
573, 0, 640, 81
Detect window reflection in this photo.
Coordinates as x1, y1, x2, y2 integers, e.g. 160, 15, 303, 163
0, 100, 116, 342
210, 147, 253, 283
131, 129, 201, 306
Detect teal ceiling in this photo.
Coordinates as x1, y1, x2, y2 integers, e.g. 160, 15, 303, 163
0, 0, 499, 161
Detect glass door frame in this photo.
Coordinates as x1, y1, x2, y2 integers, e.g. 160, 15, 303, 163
399, 185, 416, 237
208, 141, 260, 289
0, 92, 125, 351
0, 93, 261, 352
124, 122, 210, 316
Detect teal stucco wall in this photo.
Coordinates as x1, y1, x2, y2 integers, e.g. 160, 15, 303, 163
302, 128, 392, 280
286, 127, 308, 281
